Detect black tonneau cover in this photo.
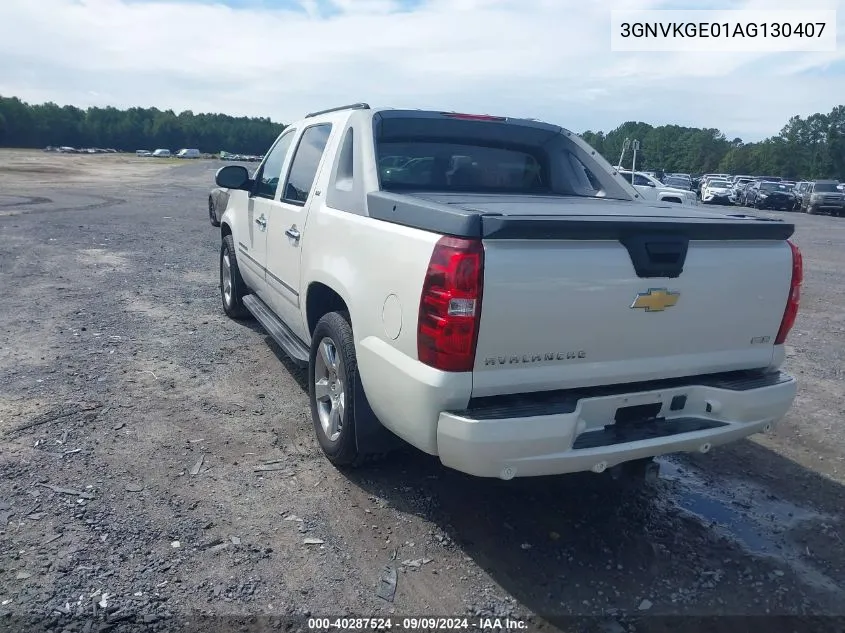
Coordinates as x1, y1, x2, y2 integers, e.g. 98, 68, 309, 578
365, 191, 794, 241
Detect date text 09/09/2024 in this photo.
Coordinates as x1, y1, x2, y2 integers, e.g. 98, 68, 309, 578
307, 617, 529, 631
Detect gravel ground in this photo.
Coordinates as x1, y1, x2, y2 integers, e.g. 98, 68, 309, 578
1, 150, 844, 633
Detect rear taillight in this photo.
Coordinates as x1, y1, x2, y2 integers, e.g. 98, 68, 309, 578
775, 240, 803, 345
417, 236, 484, 372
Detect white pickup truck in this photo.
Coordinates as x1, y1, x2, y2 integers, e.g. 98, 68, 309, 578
618, 169, 698, 206
214, 103, 802, 481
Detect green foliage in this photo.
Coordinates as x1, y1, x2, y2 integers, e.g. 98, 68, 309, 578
0, 96, 285, 155
1, 95, 843, 180
585, 106, 845, 181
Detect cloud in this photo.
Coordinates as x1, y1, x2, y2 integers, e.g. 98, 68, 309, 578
0, 0, 843, 141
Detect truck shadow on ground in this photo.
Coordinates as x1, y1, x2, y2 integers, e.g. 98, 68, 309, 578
345, 442, 845, 630
260, 337, 845, 627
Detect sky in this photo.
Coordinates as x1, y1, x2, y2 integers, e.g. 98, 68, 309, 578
0, 0, 843, 141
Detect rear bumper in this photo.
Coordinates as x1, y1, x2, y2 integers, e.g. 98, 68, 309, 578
436, 370, 797, 478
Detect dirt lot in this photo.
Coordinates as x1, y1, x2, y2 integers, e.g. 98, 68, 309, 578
1, 149, 844, 633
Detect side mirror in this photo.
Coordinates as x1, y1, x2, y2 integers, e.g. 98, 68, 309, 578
647, 181, 656, 187
216, 165, 251, 190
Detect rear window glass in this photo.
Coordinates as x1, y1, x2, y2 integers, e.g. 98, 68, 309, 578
377, 142, 546, 192
761, 182, 790, 192
813, 182, 839, 192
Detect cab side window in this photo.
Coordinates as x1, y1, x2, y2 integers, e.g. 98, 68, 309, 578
283, 124, 332, 205
254, 129, 296, 199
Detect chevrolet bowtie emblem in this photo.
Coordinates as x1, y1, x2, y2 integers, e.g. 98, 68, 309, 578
630, 288, 680, 312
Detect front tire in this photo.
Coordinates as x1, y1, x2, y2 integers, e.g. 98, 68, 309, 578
220, 234, 250, 319
309, 311, 367, 467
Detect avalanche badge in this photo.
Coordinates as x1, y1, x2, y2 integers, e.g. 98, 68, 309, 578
630, 288, 680, 312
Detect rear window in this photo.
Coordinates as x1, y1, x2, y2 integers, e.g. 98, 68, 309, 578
813, 182, 839, 192
761, 182, 790, 192
377, 141, 546, 192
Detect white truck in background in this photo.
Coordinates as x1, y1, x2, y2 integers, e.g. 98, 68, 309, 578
214, 103, 801, 481
618, 169, 699, 206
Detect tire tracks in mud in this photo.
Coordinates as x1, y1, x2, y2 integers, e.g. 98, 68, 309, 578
0, 193, 126, 217
0, 195, 52, 209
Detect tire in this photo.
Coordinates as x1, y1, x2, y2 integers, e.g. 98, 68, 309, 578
220, 234, 250, 319
309, 311, 369, 467
806, 205, 816, 215
208, 196, 220, 227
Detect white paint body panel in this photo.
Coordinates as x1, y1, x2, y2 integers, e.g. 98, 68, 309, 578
471, 239, 791, 397
220, 107, 798, 477
438, 376, 797, 478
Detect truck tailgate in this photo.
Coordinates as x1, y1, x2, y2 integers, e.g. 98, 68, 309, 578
465, 204, 795, 398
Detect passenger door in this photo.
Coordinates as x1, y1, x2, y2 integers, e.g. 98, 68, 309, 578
264, 123, 334, 339
239, 129, 297, 297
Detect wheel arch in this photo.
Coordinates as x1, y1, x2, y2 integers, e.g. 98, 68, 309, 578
304, 278, 400, 457
306, 280, 350, 337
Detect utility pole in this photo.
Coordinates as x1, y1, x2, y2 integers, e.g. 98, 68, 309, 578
617, 138, 631, 170
631, 139, 641, 174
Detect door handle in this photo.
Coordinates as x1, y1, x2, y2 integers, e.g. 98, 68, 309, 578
285, 227, 301, 241
255, 215, 267, 229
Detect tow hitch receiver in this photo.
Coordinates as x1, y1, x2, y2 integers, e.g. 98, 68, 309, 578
609, 457, 661, 483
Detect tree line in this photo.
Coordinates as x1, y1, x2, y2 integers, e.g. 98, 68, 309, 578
0, 95, 843, 180
581, 104, 845, 181
0, 96, 285, 156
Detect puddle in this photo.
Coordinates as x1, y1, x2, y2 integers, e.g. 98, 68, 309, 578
658, 458, 820, 556
657, 457, 843, 594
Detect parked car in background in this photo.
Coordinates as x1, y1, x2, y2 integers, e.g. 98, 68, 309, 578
662, 175, 693, 190
152, 149, 171, 158
178, 148, 201, 159
801, 180, 845, 215
794, 181, 811, 210
730, 177, 753, 203
208, 187, 230, 227
697, 174, 716, 195
735, 181, 755, 206
746, 181, 797, 211
619, 170, 698, 205
701, 178, 733, 205
698, 174, 731, 196
136, 149, 152, 157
